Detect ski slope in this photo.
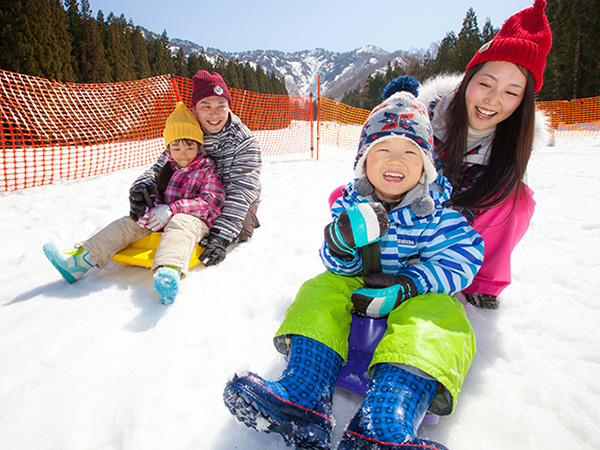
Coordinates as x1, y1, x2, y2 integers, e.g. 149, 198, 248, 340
1, 138, 599, 450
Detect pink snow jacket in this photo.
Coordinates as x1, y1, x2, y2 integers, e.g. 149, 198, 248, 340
156, 151, 225, 228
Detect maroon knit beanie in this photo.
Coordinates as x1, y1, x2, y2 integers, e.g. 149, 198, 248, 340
466, 0, 552, 92
190, 70, 232, 108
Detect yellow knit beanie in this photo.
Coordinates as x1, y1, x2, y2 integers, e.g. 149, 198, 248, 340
163, 102, 204, 148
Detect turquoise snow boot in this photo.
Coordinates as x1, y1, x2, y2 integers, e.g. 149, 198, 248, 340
223, 335, 342, 449
337, 363, 449, 450
43, 242, 96, 284
153, 266, 180, 305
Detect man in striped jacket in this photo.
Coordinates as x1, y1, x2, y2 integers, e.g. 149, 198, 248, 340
130, 71, 261, 266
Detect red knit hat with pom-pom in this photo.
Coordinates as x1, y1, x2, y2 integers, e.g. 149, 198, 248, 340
466, 0, 552, 92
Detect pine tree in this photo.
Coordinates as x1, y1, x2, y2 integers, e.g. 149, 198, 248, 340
420, 47, 438, 81
47, 0, 75, 80
223, 58, 239, 89
270, 72, 287, 95
160, 30, 175, 75
173, 48, 188, 78
242, 62, 259, 93
456, 8, 482, 71
481, 17, 497, 43
236, 59, 245, 90
341, 86, 368, 110
197, 50, 213, 72
131, 25, 150, 79
578, 0, 600, 97
255, 63, 270, 93
213, 54, 226, 73
0, 0, 74, 80
147, 30, 174, 76
365, 72, 387, 109
543, 0, 600, 100
100, 13, 135, 81
64, 0, 82, 77
434, 31, 460, 74
186, 53, 201, 78
67, 0, 109, 82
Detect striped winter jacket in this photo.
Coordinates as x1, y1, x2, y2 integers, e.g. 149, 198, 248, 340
320, 174, 484, 296
133, 112, 262, 243
156, 152, 225, 228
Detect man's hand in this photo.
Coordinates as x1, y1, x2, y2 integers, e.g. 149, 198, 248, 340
129, 182, 156, 220
200, 235, 228, 266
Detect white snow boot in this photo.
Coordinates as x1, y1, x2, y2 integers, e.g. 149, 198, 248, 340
153, 266, 180, 305
43, 242, 96, 284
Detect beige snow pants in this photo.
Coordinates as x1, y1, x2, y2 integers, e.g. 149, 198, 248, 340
81, 214, 209, 276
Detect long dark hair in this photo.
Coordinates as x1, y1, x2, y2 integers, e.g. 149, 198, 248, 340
437, 63, 536, 210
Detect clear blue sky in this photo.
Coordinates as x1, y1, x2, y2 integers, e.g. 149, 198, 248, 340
88, 0, 534, 53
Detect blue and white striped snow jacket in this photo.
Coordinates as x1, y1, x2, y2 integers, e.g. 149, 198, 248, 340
320, 174, 484, 296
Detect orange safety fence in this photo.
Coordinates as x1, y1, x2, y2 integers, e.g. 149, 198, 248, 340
536, 96, 600, 139
317, 96, 370, 152
1, 71, 175, 192
2, 68, 598, 193
0, 70, 313, 192
318, 95, 600, 152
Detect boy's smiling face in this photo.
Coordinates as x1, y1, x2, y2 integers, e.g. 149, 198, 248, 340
364, 137, 424, 203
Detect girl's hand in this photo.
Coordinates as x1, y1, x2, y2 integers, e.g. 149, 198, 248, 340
145, 205, 173, 231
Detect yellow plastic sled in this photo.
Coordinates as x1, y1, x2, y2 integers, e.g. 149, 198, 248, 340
111, 232, 204, 269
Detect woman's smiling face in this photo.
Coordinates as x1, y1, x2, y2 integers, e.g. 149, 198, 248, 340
465, 61, 527, 131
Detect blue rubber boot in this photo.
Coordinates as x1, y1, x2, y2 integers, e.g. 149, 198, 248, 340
337, 364, 449, 450
223, 335, 342, 449
43, 243, 96, 284
153, 266, 180, 305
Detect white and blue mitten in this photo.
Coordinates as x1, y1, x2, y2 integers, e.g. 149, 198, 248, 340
351, 272, 419, 318
324, 203, 389, 260
145, 204, 173, 232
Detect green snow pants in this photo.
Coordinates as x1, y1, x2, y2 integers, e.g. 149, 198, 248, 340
274, 270, 476, 415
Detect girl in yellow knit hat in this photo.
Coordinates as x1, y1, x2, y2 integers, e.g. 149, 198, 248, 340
43, 102, 225, 305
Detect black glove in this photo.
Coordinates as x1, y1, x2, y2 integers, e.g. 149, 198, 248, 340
129, 182, 156, 220
351, 273, 418, 318
324, 203, 389, 260
200, 235, 228, 266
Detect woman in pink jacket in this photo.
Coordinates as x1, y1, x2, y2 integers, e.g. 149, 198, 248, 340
421, 0, 552, 309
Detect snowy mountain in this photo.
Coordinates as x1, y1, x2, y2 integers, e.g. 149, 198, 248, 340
170, 38, 410, 99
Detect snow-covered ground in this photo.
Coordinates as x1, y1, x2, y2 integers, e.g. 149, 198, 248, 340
1, 139, 599, 450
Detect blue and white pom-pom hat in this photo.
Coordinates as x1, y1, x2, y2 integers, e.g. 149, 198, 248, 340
353, 76, 437, 216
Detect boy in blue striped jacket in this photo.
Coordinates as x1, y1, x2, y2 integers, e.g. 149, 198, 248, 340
223, 77, 484, 450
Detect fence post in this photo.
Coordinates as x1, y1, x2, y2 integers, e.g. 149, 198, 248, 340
309, 92, 314, 159
169, 74, 182, 103
316, 75, 321, 161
